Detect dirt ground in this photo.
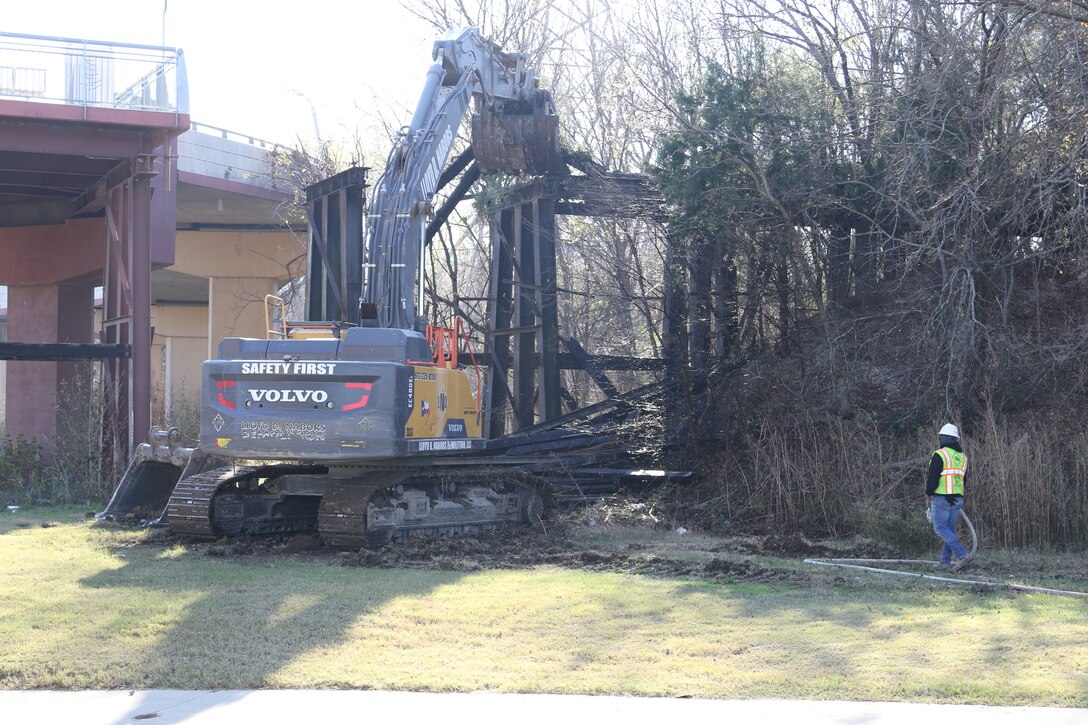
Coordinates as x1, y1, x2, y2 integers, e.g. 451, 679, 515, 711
165, 524, 817, 585
84, 506, 1085, 594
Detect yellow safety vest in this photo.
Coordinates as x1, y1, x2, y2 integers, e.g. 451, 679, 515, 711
933, 447, 966, 496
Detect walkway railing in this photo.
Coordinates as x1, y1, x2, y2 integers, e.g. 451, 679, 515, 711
189, 121, 278, 150
0, 31, 187, 114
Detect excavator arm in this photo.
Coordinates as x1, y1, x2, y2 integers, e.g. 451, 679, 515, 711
362, 28, 563, 330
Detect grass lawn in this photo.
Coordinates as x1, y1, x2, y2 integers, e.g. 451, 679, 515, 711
0, 508, 1086, 705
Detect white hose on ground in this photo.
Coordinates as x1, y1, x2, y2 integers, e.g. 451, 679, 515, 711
804, 511, 1088, 598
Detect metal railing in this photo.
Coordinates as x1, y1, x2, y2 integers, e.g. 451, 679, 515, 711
0, 31, 187, 115
189, 121, 278, 150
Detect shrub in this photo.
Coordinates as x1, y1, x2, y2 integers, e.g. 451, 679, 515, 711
859, 501, 934, 555
0, 434, 46, 505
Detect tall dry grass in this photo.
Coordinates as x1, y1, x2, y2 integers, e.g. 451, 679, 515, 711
970, 407, 1088, 548
707, 415, 917, 538
701, 410, 1088, 548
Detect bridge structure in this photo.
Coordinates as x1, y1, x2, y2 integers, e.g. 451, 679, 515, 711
0, 32, 299, 463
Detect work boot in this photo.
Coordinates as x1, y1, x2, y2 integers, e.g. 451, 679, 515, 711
933, 562, 949, 570
951, 553, 975, 571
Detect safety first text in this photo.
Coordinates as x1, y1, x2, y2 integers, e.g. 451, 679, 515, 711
240, 362, 339, 375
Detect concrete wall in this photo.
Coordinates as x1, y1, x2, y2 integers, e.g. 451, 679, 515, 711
170, 229, 298, 360
148, 230, 298, 424
178, 130, 276, 186
172, 230, 300, 280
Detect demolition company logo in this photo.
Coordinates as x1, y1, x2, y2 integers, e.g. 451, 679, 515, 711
248, 389, 329, 403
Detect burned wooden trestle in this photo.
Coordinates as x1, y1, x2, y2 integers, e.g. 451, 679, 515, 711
431, 153, 680, 498
481, 166, 666, 439
304, 147, 677, 495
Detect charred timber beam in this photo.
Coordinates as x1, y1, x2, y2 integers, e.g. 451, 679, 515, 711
435, 147, 474, 192
304, 166, 367, 324
557, 174, 665, 219
0, 342, 131, 361
534, 196, 561, 421
505, 434, 620, 455
472, 349, 665, 371
563, 337, 618, 399
501, 175, 665, 220
303, 166, 368, 201
559, 353, 665, 371
555, 201, 665, 219
492, 380, 669, 446
514, 202, 536, 430
485, 207, 516, 438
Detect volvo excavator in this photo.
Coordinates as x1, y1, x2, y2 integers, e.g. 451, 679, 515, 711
99, 28, 573, 547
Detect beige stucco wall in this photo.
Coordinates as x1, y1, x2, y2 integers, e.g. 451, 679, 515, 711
208, 276, 281, 358
152, 229, 299, 424
151, 305, 209, 426
172, 230, 301, 280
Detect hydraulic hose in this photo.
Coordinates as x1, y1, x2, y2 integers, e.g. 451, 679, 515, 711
804, 511, 1088, 598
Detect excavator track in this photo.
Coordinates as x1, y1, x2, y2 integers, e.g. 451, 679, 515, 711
317, 470, 407, 549
165, 462, 552, 548
166, 466, 257, 538
167, 464, 325, 539
317, 468, 548, 549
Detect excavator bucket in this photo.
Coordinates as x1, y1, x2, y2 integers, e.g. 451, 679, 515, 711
99, 459, 184, 521
472, 89, 566, 176
97, 428, 195, 522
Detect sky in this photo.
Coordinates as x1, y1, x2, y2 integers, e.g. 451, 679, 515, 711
4, 0, 445, 147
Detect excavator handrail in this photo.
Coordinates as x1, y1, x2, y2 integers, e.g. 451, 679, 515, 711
426, 323, 457, 367
264, 294, 286, 339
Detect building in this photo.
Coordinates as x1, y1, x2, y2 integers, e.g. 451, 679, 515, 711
0, 31, 302, 455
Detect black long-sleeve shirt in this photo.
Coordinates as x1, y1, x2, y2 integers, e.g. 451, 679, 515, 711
926, 439, 966, 500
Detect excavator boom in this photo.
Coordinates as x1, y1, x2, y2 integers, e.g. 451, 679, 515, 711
363, 28, 562, 330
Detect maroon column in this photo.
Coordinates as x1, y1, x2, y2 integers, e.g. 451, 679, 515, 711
5, 282, 95, 449
131, 155, 153, 454
56, 282, 97, 401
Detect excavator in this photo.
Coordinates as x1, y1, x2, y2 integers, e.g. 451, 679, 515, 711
99, 28, 573, 547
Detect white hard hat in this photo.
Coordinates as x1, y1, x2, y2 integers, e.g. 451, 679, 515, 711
939, 423, 960, 438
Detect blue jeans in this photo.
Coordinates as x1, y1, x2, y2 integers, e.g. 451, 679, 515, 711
931, 496, 968, 564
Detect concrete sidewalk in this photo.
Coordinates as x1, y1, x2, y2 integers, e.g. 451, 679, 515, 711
2, 690, 1086, 725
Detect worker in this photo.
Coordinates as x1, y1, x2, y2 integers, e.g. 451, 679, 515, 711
926, 423, 973, 570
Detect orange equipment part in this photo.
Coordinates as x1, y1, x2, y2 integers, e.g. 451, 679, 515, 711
423, 318, 482, 413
